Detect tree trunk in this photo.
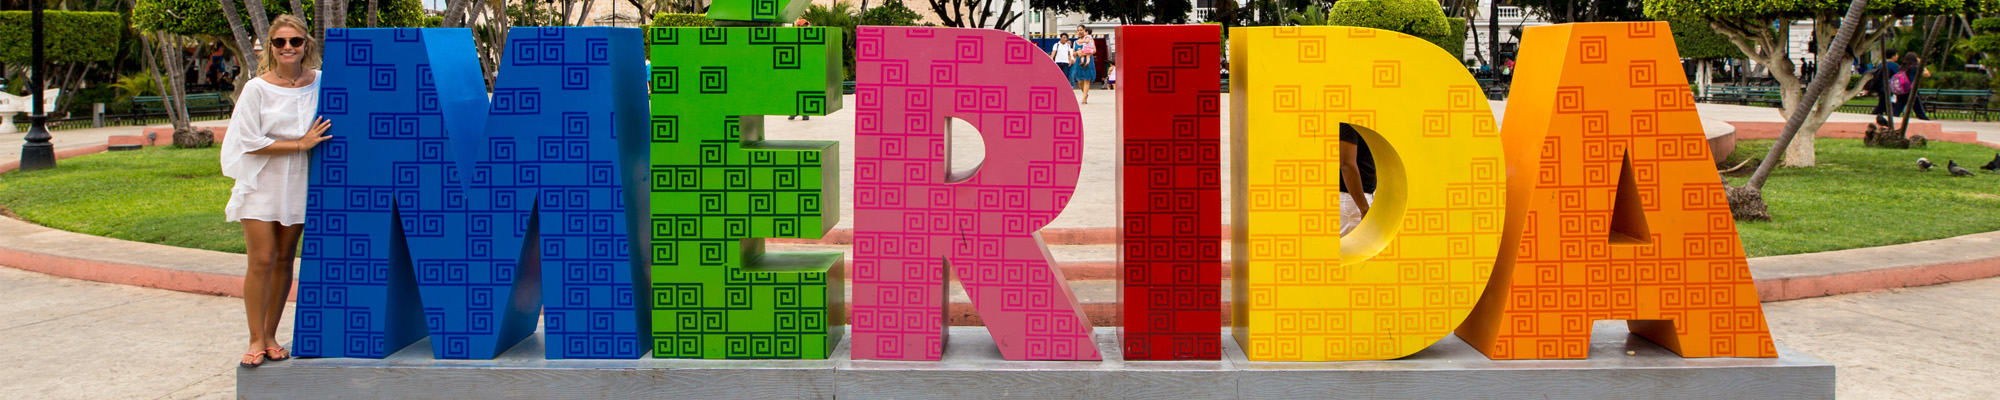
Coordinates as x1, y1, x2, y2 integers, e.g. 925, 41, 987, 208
1697, 62, 1709, 98
368, 0, 378, 27
216, 0, 260, 101
576, 0, 595, 27
218, 39, 254, 101
289, 0, 306, 22
154, 32, 194, 132
1467, 14, 1486, 66
244, 0, 271, 39
443, 0, 468, 27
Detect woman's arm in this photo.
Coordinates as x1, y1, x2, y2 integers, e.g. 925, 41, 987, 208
1340, 141, 1370, 216
246, 117, 333, 155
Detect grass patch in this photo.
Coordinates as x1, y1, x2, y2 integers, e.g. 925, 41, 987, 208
0, 146, 244, 253
1, 139, 1997, 259
1722, 139, 2000, 257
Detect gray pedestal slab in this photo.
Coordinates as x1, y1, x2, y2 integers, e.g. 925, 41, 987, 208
239, 325, 1832, 399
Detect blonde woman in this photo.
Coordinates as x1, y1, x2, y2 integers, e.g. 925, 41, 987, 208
220, 14, 332, 367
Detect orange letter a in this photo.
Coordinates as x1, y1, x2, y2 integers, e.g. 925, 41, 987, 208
1455, 22, 1777, 359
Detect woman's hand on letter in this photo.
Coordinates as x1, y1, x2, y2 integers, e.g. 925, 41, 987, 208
301, 117, 333, 151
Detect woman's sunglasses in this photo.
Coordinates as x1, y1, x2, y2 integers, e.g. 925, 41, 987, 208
271, 37, 307, 49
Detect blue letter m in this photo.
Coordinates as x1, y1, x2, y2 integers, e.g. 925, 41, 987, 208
295, 27, 651, 360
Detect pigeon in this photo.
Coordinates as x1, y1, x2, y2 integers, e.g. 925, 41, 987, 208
1948, 160, 1975, 177
1982, 153, 2000, 172
1918, 157, 1934, 172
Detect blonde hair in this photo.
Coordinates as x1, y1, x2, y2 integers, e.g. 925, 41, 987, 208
258, 14, 321, 75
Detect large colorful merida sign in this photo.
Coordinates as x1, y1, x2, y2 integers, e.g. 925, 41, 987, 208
293, 21, 1775, 363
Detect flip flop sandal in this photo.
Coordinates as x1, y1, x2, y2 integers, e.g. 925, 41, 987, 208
240, 351, 267, 368
265, 346, 290, 361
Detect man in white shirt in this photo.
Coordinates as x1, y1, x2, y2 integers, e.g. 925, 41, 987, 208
1051, 34, 1074, 84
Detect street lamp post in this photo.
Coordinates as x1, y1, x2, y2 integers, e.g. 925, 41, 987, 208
19, 0, 55, 171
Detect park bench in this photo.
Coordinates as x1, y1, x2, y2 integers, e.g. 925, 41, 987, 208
133, 92, 233, 115
1914, 88, 1997, 121
1701, 85, 1783, 106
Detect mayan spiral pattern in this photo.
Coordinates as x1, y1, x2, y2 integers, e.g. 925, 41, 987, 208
1115, 25, 1224, 361
1457, 22, 1777, 360
646, 26, 846, 359
851, 27, 1099, 361
486, 27, 653, 360
1231, 26, 1506, 361
299, 27, 652, 360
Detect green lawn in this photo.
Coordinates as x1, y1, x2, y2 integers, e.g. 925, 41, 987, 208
1723, 139, 2000, 257
2, 139, 1998, 258
0, 146, 244, 253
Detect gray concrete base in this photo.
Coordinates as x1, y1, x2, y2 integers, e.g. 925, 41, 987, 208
239, 325, 1832, 399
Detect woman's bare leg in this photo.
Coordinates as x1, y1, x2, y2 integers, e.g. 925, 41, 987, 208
241, 220, 279, 364
1078, 79, 1091, 102
262, 222, 305, 355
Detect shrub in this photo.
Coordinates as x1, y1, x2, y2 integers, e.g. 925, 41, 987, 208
1923, 71, 1987, 90
1441, 17, 1467, 61
0, 11, 122, 64
1326, 0, 1458, 59
650, 13, 714, 27
1327, 0, 1451, 39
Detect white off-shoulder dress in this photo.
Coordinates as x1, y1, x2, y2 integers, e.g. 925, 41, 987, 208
221, 71, 321, 225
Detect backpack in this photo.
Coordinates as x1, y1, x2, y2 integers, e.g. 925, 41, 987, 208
1891, 70, 1913, 95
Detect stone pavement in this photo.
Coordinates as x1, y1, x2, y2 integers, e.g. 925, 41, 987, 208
1763, 276, 2000, 399
3, 263, 1995, 399
0, 266, 275, 400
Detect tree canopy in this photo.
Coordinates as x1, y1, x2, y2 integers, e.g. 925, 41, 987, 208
0, 11, 122, 64
1669, 19, 1745, 59
1645, 0, 1968, 20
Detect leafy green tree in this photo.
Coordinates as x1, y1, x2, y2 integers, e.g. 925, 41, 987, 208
136, 0, 311, 132
1326, 0, 1463, 60
1647, 0, 1988, 167
1962, 18, 2000, 107
1669, 18, 1745, 98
